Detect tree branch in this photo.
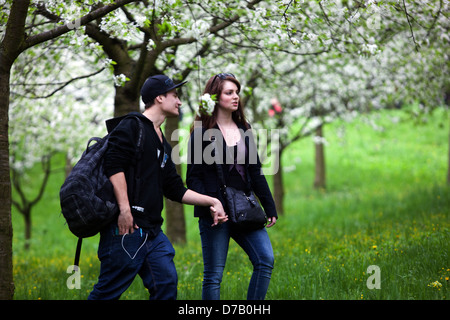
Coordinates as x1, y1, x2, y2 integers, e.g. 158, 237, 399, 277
402, 0, 420, 52
10, 169, 26, 214
160, 0, 263, 49
1, 0, 30, 67
29, 155, 52, 207
10, 155, 52, 216
23, 0, 140, 51
12, 67, 106, 99
426, 0, 444, 38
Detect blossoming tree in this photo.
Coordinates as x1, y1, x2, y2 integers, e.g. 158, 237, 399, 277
224, 0, 449, 213
2, 0, 448, 301
0, 0, 141, 300
10, 40, 113, 249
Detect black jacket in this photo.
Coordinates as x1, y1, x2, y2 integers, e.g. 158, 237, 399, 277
104, 112, 187, 237
186, 123, 278, 220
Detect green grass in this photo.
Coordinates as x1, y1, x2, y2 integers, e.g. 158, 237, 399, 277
12, 108, 450, 300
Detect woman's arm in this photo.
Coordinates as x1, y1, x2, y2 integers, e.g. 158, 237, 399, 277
182, 190, 228, 226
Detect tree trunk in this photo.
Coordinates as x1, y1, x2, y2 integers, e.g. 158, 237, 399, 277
0, 68, 14, 300
0, 0, 31, 299
24, 211, 31, 251
313, 124, 326, 189
447, 114, 450, 185
164, 197, 186, 244
65, 152, 73, 178
164, 117, 186, 244
444, 86, 450, 185
114, 85, 140, 116
273, 147, 284, 215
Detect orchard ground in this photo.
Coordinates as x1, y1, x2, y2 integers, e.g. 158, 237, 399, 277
12, 108, 449, 300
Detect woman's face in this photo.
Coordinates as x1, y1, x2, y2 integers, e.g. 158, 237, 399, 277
218, 80, 239, 113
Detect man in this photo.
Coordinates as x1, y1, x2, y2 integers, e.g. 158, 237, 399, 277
88, 75, 227, 300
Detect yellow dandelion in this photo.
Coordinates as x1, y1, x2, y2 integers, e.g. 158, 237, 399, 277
428, 281, 442, 288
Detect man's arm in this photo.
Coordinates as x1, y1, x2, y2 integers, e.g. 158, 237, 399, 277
109, 172, 138, 235
182, 190, 228, 226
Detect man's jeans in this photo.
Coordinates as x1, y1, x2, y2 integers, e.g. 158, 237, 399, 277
199, 217, 274, 300
88, 224, 177, 300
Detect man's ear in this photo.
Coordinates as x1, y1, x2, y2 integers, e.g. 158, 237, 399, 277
155, 94, 164, 104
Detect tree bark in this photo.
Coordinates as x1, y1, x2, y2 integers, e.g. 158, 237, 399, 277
24, 212, 31, 251
114, 85, 140, 116
446, 90, 450, 185
11, 155, 51, 250
164, 117, 186, 244
0, 0, 31, 300
447, 114, 450, 185
313, 124, 326, 189
0, 67, 14, 299
273, 147, 284, 215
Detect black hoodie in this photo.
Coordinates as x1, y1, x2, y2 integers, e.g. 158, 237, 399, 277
104, 112, 187, 238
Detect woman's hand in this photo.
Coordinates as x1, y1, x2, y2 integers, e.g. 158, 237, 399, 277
210, 199, 228, 226
266, 217, 277, 228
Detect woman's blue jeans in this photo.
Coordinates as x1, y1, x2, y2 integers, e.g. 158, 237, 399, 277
199, 217, 274, 300
88, 224, 177, 300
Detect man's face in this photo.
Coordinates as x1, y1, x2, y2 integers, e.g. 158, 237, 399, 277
160, 89, 182, 117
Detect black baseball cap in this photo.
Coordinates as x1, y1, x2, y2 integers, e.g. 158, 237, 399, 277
141, 75, 187, 105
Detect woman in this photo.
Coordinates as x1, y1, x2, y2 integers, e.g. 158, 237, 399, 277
186, 73, 278, 300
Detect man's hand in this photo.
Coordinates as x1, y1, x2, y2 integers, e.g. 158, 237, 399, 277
117, 206, 138, 235
210, 198, 228, 226
109, 172, 138, 235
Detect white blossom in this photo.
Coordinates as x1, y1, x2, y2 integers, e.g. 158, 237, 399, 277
198, 93, 216, 116
313, 135, 329, 146
113, 74, 129, 87
146, 39, 156, 51
190, 20, 211, 41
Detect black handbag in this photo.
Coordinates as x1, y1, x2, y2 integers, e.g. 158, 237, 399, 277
211, 136, 267, 231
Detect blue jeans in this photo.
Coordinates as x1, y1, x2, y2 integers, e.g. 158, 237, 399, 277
88, 224, 177, 300
199, 217, 274, 300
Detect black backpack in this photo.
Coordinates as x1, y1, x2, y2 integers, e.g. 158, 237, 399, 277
59, 113, 144, 265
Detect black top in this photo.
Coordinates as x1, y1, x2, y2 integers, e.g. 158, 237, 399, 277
104, 112, 187, 237
227, 144, 247, 191
186, 123, 278, 221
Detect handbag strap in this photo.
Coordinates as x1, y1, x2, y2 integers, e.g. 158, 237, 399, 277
210, 136, 227, 190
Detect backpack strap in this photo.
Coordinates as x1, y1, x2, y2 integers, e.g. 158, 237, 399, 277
126, 115, 145, 206
210, 135, 226, 188
74, 237, 82, 267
